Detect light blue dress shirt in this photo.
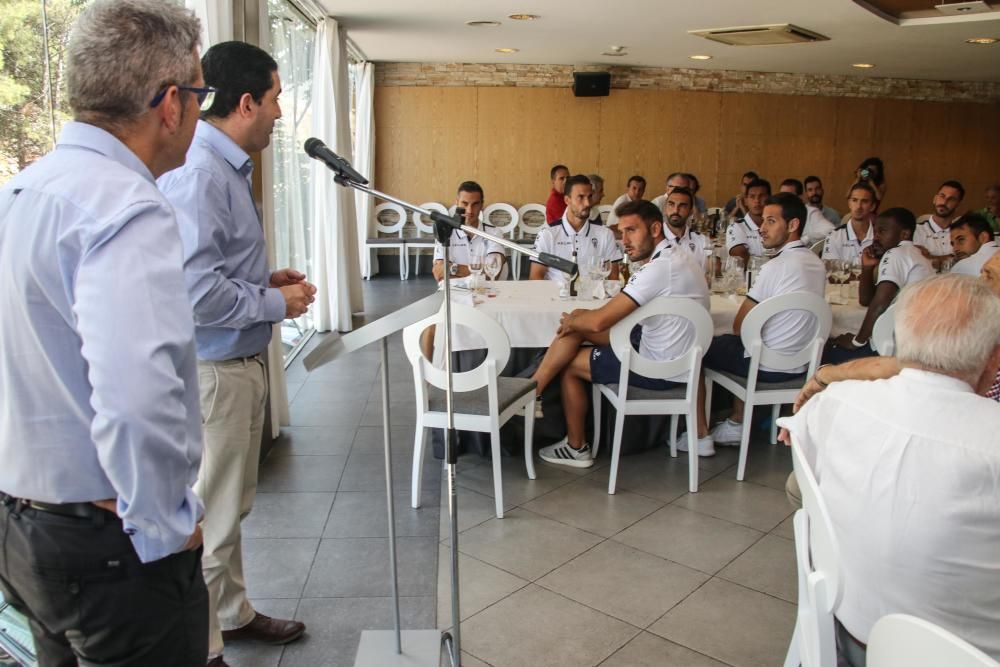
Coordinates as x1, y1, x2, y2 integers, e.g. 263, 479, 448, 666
0, 122, 203, 563
158, 121, 286, 361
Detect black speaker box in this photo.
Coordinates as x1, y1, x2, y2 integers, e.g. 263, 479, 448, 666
572, 71, 611, 97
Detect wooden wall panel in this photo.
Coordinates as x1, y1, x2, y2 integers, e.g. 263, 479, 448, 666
373, 86, 1000, 217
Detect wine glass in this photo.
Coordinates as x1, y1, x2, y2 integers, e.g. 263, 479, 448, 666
469, 250, 484, 293
939, 257, 954, 274
484, 253, 502, 294
848, 256, 863, 301
604, 280, 621, 298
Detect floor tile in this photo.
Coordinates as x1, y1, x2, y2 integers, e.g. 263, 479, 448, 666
222, 598, 298, 667
436, 545, 528, 625
289, 401, 366, 427
522, 476, 664, 538
772, 513, 796, 541
303, 537, 438, 598
537, 540, 708, 628
649, 577, 795, 667
270, 426, 355, 456
351, 425, 420, 454
360, 400, 419, 427
256, 454, 348, 493
280, 596, 435, 667
455, 508, 603, 581
323, 491, 440, 538
671, 475, 795, 533
438, 484, 504, 538
718, 533, 797, 603
455, 455, 577, 508
726, 442, 794, 491
337, 449, 441, 493
440, 650, 490, 667
614, 505, 763, 575
610, 448, 719, 503
461, 585, 638, 667
600, 631, 729, 667
243, 492, 334, 538
243, 538, 318, 598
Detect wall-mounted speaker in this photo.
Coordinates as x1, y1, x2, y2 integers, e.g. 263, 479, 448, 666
572, 71, 610, 97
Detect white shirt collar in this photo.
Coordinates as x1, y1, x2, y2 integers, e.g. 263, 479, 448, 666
847, 219, 871, 243
742, 213, 760, 232
898, 367, 975, 394
650, 238, 673, 260
560, 214, 591, 239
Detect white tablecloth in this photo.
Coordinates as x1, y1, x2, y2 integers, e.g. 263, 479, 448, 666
438, 280, 866, 352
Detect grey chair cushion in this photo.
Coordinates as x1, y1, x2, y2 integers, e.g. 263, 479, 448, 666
366, 237, 408, 245
712, 370, 807, 391
513, 238, 537, 246
428, 377, 537, 416
601, 383, 688, 400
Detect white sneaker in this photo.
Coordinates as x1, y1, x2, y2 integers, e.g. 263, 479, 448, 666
675, 433, 716, 457
539, 439, 594, 468
711, 418, 745, 445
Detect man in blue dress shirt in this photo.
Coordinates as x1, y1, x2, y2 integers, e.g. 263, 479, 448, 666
159, 42, 314, 665
0, 1, 210, 664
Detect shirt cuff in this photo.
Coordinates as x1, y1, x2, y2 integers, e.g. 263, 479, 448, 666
263, 286, 287, 323
123, 489, 202, 563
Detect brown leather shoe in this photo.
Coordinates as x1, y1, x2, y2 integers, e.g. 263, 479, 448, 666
221, 612, 306, 645
206, 657, 230, 667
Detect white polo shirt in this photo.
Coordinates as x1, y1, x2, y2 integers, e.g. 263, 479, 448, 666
666, 226, 710, 268
433, 223, 504, 267
605, 192, 632, 228
745, 240, 827, 373
802, 204, 837, 246
877, 240, 934, 288
952, 241, 999, 277
622, 239, 710, 375
914, 217, 954, 256
725, 214, 766, 257
781, 369, 1000, 659
531, 215, 622, 281
822, 220, 874, 262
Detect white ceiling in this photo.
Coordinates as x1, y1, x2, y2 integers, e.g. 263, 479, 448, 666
316, 0, 1000, 82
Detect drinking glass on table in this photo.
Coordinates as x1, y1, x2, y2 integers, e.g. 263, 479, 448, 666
469, 250, 484, 293
848, 256, 863, 301
723, 256, 745, 297
939, 256, 954, 274
604, 280, 621, 298
484, 253, 502, 295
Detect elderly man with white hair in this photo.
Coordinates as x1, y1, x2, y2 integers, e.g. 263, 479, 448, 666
781, 273, 1000, 666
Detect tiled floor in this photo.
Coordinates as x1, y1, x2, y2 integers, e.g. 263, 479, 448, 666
234, 275, 798, 667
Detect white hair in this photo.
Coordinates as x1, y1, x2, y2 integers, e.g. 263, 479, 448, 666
895, 274, 1000, 383
67, 0, 201, 129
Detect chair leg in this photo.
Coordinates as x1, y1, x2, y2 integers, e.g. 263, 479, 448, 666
523, 401, 536, 480
414, 250, 420, 276
363, 247, 371, 280
770, 404, 781, 445
783, 620, 801, 667
736, 409, 753, 481
704, 378, 714, 425
411, 421, 425, 508
669, 415, 678, 458
607, 404, 627, 495
591, 386, 603, 459
400, 249, 408, 281
490, 426, 504, 519
686, 410, 700, 493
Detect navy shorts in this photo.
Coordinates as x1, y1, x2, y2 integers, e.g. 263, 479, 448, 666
589, 326, 682, 390
703, 334, 805, 383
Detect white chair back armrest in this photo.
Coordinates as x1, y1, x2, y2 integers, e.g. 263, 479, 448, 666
867, 614, 1000, 667
740, 291, 832, 373
608, 297, 713, 381
517, 203, 547, 238
871, 302, 897, 356
374, 202, 408, 235
413, 202, 449, 236
484, 203, 519, 235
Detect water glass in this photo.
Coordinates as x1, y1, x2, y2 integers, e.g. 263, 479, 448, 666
604, 280, 621, 298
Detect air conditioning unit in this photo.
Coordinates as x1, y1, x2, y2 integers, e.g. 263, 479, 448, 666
689, 24, 829, 46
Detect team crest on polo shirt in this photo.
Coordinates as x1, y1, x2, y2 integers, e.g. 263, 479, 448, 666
591, 237, 598, 250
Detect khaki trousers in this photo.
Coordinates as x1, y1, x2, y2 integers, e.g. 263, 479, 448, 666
195, 357, 267, 658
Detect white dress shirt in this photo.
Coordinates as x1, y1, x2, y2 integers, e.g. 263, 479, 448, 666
622, 239, 710, 377
952, 241, 1000, 277
531, 215, 622, 281
782, 369, 1000, 660
745, 240, 827, 373
726, 213, 766, 257
877, 240, 934, 288
914, 217, 954, 256
822, 220, 873, 262
802, 204, 837, 245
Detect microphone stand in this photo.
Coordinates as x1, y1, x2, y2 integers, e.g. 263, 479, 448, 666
321, 163, 575, 667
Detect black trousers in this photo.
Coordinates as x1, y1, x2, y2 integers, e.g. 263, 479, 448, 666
0, 499, 208, 667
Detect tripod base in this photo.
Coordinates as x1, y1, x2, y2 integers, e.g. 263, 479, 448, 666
354, 629, 444, 667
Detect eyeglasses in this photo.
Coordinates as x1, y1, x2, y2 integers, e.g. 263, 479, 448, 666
149, 85, 217, 112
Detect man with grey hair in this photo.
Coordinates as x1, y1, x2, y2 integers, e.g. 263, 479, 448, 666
587, 173, 606, 224
0, 0, 209, 664
781, 274, 1000, 665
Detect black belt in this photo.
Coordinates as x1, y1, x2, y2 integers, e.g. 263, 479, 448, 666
0, 492, 114, 520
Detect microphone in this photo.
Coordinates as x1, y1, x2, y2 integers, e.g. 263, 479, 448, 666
304, 137, 368, 185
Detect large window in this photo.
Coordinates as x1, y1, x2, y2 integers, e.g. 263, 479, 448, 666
268, 0, 317, 361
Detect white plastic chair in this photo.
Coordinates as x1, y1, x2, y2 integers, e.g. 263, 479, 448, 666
514, 203, 547, 278
870, 302, 897, 356
867, 614, 1000, 667
782, 431, 844, 667
705, 291, 832, 481
810, 240, 825, 257
484, 203, 519, 280
408, 203, 447, 278
591, 298, 713, 494
364, 203, 409, 280
402, 305, 536, 519
594, 204, 613, 225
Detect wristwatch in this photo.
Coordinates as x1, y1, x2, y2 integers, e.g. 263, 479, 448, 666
449, 262, 458, 276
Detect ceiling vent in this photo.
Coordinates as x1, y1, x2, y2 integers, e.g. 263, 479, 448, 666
689, 24, 830, 46
934, 1, 992, 15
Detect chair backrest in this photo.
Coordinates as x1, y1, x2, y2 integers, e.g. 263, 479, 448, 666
412, 202, 449, 236
871, 302, 897, 356
483, 203, 519, 236
607, 297, 713, 392
517, 203, 547, 239
740, 291, 832, 375
867, 614, 999, 667
810, 240, 825, 257
374, 202, 408, 236
401, 304, 511, 394
595, 204, 613, 224
790, 432, 844, 667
